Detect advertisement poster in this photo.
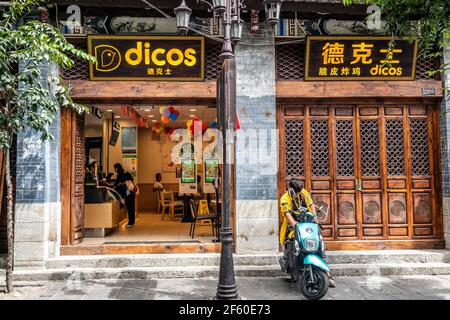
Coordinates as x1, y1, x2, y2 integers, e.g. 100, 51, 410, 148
122, 154, 137, 177
181, 159, 196, 183
204, 159, 218, 183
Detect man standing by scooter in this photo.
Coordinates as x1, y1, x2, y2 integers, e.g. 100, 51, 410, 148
279, 179, 336, 288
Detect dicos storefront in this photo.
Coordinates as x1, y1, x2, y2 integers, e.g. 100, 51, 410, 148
1, 2, 449, 268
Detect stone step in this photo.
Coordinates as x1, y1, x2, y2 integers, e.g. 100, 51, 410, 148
3, 262, 450, 281
45, 250, 450, 269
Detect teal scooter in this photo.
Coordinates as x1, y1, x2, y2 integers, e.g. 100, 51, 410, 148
279, 190, 330, 300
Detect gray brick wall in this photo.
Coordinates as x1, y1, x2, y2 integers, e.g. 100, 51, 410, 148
440, 44, 450, 249
15, 62, 60, 204
235, 23, 278, 201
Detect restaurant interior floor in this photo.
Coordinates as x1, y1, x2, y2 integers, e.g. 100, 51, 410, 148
78, 213, 216, 245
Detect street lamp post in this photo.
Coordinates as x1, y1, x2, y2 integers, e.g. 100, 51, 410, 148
173, 0, 282, 300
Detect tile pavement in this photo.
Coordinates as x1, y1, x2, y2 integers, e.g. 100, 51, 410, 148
1, 275, 450, 300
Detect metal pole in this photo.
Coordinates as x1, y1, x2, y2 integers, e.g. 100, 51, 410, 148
215, 0, 239, 300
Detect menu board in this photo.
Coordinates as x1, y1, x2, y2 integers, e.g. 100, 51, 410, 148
121, 127, 136, 153
181, 159, 196, 183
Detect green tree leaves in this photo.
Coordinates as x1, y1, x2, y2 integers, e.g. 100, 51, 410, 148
0, 0, 95, 150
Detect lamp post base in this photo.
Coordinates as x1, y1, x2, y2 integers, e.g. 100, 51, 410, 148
215, 284, 240, 300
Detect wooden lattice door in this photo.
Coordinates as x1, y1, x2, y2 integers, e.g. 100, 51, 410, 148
279, 104, 443, 248
61, 109, 85, 245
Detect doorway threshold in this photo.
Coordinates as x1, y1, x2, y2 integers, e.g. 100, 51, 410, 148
60, 242, 222, 255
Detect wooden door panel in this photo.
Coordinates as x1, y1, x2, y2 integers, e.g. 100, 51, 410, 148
362, 193, 382, 225
412, 193, 432, 224
70, 112, 85, 244
388, 193, 408, 225
312, 193, 332, 225
337, 193, 356, 225
279, 103, 442, 248
337, 180, 355, 190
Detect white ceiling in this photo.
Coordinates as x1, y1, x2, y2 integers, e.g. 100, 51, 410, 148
91, 104, 217, 128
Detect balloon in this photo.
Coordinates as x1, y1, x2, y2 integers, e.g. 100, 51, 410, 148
159, 106, 168, 114
169, 113, 177, 121
168, 106, 175, 113
175, 110, 180, 117
161, 116, 170, 124
162, 109, 171, 117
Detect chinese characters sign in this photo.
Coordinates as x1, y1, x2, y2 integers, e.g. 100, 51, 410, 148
88, 35, 204, 81
305, 36, 418, 81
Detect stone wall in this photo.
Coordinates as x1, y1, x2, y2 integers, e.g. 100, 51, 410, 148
440, 44, 450, 249
14, 62, 61, 268
234, 23, 279, 254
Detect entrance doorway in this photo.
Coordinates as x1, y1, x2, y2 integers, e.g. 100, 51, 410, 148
278, 103, 444, 250
61, 104, 222, 255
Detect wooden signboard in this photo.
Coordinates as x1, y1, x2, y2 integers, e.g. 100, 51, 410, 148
305, 36, 418, 81
88, 35, 205, 81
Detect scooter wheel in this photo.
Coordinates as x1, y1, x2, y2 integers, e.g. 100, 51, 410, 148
299, 268, 329, 300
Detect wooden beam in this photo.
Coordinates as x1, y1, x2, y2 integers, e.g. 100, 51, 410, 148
67, 80, 217, 102
69, 79, 443, 102
276, 80, 443, 99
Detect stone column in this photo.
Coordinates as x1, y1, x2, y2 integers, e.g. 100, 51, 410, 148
234, 23, 279, 254
440, 44, 450, 250
14, 62, 61, 268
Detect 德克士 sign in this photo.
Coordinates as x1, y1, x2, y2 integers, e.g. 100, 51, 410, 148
87, 35, 204, 81
305, 36, 418, 81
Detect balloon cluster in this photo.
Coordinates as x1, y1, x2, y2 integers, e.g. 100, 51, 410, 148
209, 120, 219, 128
186, 117, 207, 136
152, 122, 163, 134
151, 123, 176, 136
160, 106, 180, 124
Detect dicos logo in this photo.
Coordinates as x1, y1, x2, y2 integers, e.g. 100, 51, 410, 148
94, 45, 121, 72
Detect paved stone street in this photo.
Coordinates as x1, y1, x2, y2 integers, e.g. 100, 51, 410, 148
1, 275, 450, 300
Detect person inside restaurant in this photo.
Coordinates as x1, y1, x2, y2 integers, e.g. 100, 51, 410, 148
153, 173, 165, 192
112, 163, 136, 229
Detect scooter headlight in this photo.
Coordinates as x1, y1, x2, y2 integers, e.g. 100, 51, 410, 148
304, 239, 317, 252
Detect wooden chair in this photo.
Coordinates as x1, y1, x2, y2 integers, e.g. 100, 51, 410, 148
156, 190, 164, 214
161, 191, 184, 221
189, 199, 217, 239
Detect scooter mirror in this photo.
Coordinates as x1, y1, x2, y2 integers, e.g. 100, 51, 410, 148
288, 188, 296, 198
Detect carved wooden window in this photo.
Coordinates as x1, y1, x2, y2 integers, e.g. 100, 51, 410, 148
310, 120, 329, 177
336, 120, 354, 176
360, 120, 380, 176
409, 118, 430, 176
276, 43, 305, 80
386, 119, 405, 176
285, 120, 304, 177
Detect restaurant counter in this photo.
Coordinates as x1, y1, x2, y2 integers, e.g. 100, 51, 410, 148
84, 184, 126, 237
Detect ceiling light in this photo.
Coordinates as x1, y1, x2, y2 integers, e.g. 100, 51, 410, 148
148, 115, 154, 118
189, 108, 197, 112
189, 115, 196, 118
115, 116, 120, 118
151, 120, 157, 123
106, 109, 113, 112
144, 109, 150, 112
